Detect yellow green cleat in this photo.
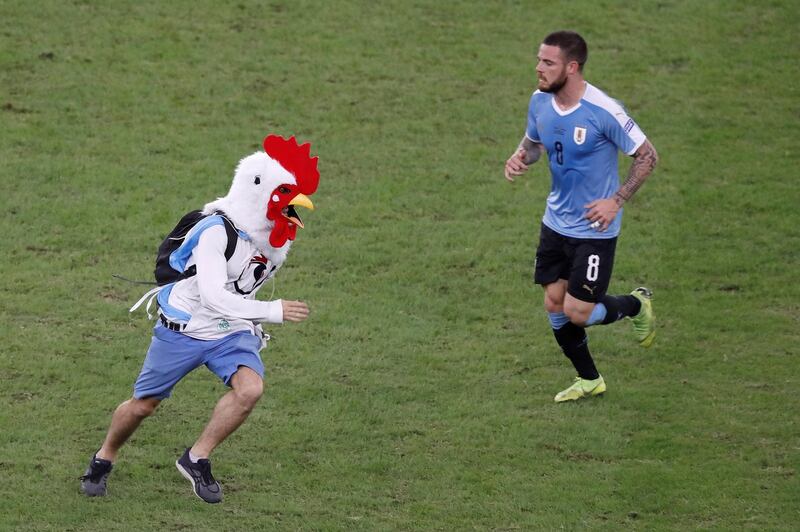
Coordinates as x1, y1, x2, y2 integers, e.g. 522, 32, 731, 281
554, 375, 606, 403
630, 287, 656, 348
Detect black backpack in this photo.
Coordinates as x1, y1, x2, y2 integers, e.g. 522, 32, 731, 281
154, 210, 239, 286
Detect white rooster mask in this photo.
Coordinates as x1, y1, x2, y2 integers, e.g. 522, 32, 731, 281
203, 135, 319, 260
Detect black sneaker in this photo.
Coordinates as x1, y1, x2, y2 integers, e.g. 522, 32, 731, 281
80, 453, 113, 497
175, 448, 222, 503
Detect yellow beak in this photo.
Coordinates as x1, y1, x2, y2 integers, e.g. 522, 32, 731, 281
289, 193, 314, 211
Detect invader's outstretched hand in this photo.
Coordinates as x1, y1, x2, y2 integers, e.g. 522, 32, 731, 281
281, 300, 310, 322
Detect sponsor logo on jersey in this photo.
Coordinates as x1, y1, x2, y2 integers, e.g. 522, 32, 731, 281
573, 126, 587, 145
218, 319, 230, 331
624, 118, 635, 133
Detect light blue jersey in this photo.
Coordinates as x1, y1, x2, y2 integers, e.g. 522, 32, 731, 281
526, 82, 646, 239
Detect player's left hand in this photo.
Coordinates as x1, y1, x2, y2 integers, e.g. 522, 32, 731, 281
584, 198, 620, 232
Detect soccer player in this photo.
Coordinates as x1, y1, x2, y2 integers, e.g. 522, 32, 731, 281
504, 31, 659, 402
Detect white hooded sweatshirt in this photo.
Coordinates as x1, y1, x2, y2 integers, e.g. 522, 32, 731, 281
142, 143, 311, 341
157, 219, 286, 340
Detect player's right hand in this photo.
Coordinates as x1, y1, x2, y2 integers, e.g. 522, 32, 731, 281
281, 300, 310, 322
504, 148, 528, 182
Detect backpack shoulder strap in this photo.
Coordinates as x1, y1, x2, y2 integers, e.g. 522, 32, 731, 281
216, 211, 240, 261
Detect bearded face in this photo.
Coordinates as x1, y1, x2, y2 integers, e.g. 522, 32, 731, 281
538, 66, 568, 93
536, 44, 570, 94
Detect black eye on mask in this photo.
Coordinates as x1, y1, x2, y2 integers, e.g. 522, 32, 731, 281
254, 175, 261, 185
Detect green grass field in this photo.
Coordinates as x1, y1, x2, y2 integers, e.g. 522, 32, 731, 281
1, 0, 799, 529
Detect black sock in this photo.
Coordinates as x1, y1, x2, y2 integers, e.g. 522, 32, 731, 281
598, 294, 641, 324
552, 322, 599, 380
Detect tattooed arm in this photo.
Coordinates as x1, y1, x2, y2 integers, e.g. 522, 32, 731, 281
584, 139, 659, 231
613, 139, 659, 206
504, 137, 545, 182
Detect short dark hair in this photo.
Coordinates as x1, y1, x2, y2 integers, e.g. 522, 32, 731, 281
543, 31, 588, 71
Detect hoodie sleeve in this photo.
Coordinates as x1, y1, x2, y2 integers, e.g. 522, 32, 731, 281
193, 225, 284, 324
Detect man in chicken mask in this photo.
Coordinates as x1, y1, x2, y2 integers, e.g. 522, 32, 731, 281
80, 134, 319, 503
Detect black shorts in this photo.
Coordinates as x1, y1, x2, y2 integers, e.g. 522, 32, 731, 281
533, 223, 617, 303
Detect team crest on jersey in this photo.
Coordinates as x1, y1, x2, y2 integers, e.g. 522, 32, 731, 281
573, 126, 587, 145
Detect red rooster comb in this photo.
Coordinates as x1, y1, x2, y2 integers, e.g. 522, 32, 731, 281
263, 134, 320, 195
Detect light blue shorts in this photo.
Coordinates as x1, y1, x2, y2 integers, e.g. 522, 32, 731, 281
133, 323, 265, 400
